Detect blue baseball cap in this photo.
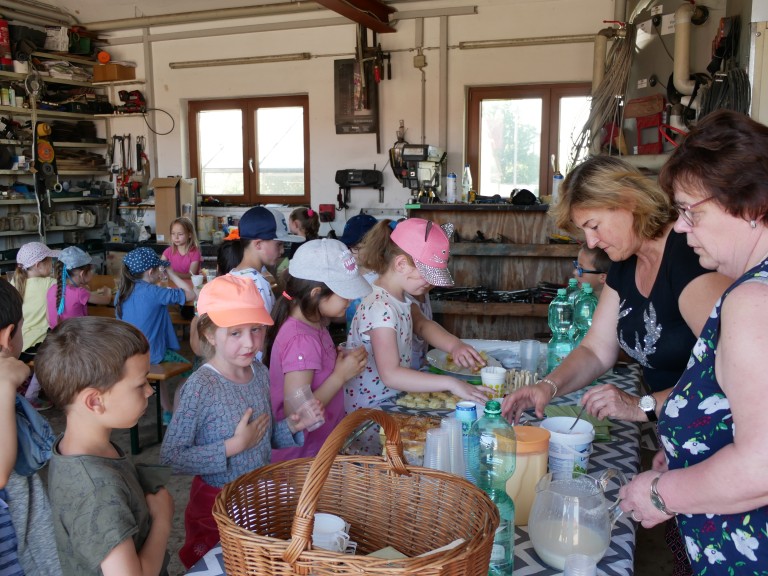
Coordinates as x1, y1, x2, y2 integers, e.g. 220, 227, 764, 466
239, 207, 304, 243
338, 214, 378, 248
123, 247, 168, 275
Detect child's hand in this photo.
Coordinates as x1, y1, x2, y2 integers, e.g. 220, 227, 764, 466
97, 286, 111, 297
334, 345, 368, 381
448, 377, 494, 405
0, 356, 31, 395
145, 487, 174, 529
229, 408, 269, 455
449, 342, 486, 370
287, 398, 324, 434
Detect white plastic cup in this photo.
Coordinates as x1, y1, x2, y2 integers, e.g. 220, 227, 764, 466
440, 417, 465, 477
563, 553, 597, 576
480, 366, 506, 397
190, 274, 204, 288
313, 513, 352, 552
539, 416, 595, 480
423, 427, 451, 472
285, 386, 324, 432
519, 339, 540, 373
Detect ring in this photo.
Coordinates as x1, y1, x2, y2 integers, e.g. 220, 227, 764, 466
631, 511, 640, 522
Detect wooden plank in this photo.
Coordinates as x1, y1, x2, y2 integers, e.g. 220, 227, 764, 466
449, 243, 579, 257
430, 301, 549, 317
313, 0, 396, 32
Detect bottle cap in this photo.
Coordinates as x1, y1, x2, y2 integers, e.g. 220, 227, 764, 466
484, 400, 502, 414
557, 288, 567, 296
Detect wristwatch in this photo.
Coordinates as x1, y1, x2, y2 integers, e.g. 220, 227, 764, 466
638, 394, 657, 422
650, 474, 676, 516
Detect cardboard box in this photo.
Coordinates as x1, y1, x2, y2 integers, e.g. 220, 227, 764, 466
151, 177, 197, 243
93, 63, 136, 83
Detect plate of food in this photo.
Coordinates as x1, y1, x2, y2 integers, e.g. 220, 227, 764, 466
426, 348, 503, 383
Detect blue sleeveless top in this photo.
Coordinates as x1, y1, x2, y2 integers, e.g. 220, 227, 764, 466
658, 258, 768, 574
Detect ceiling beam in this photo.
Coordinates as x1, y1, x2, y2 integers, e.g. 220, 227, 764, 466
313, 0, 396, 33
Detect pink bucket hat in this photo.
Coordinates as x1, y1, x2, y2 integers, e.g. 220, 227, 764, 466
390, 218, 455, 287
16, 242, 60, 270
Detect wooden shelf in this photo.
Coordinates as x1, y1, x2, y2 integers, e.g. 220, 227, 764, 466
0, 139, 105, 148
449, 243, 579, 257
31, 51, 97, 67
47, 225, 98, 232
0, 197, 112, 205
0, 105, 106, 120
0, 230, 41, 237
0, 70, 92, 87
59, 170, 110, 176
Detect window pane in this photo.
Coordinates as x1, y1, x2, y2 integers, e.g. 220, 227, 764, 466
256, 107, 305, 197
559, 96, 591, 173
479, 98, 542, 196
198, 110, 244, 196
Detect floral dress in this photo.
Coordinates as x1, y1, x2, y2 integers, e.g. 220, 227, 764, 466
658, 258, 768, 574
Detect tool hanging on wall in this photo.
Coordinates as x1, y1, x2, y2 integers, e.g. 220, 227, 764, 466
354, 24, 391, 153
33, 121, 59, 214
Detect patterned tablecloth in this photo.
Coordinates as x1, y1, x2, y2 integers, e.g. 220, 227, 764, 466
187, 364, 642, 576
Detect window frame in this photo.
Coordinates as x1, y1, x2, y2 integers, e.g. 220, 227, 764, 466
187, 95, 311, 205
466, 83, 591, 196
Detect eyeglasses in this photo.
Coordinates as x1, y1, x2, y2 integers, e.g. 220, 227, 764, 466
674, 196, 715, 227
572, 260, 604, 277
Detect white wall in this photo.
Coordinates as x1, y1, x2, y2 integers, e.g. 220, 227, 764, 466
102, 0, 613, 231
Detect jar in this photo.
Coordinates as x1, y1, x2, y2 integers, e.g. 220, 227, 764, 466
506, 426, 550, 525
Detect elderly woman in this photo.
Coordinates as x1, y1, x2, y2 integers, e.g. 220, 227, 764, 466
502, 156, 730, 424
619, 110, 768, 572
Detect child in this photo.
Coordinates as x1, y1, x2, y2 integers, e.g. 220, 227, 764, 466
36, 317, 173, 576
573, 245, 611, 298
285, 207, 320, 260
46, 246, 112, 328
116, 247, 195, 423
345, 218, 492, 415
265, 239, 370, 462
162, 217, 202, 320
338, 214, 380, 333
0, 278, 62, 576
230, 206, 304, 313
12, 242, 59, 362
161, 275, 322, 567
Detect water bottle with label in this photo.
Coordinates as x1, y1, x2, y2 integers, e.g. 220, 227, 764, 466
468, 400, 516, 575
547, 288, 574, 372
461, 163, 473, 203
446, 172, 457, 203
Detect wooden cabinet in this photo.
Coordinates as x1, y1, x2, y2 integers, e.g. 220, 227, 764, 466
407, 203, 578, 340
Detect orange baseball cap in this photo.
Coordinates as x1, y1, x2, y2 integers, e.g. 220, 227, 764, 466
197, 275, 274, 328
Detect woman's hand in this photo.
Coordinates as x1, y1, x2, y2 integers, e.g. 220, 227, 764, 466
502, 381, 553, 423
448, 342, 486, 370
619, 470, 673, 529
334, 345, 368, 381
581, 384, 643, 421
448, 377, 494, 404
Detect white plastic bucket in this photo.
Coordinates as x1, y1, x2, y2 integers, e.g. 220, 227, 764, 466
540, 416, 595, 480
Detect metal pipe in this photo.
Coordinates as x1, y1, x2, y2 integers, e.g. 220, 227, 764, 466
592, 29, 614, 95
170, 53, 312, 69
0, 5, 71, 26
614, 0, 627, 23
0, 0, 76, 24
458, 34, 595, 50
673, 3, 696, 95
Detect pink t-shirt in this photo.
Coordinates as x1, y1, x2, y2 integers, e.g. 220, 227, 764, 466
46, 284, 91, 328
162, 246, 202, 276
268, 316, 342, 462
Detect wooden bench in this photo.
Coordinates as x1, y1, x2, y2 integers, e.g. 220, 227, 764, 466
130, 361, 192, 455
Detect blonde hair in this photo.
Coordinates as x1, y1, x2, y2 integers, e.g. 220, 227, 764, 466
550, 156, 675, 240
169, 217, 200, 255
356, 219, 414, 275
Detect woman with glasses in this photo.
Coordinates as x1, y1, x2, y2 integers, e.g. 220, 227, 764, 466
619, 110, 768, 573
503, 155, 730, 425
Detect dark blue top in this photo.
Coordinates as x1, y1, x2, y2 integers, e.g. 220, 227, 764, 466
606, 231, 710, 392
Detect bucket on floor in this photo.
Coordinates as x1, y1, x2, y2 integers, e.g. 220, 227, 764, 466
540, 416, 594, 480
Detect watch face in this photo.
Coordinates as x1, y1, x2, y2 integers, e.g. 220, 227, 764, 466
639, 395, 655, 411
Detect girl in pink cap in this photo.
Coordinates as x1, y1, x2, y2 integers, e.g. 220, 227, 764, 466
343, 218, 491, 424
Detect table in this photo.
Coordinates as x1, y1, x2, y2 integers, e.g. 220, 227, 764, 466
187, 364, 642, 576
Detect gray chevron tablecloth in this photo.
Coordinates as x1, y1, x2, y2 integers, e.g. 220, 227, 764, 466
187, 364, 642, 576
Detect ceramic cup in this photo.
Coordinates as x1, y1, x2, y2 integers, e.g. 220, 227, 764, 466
190, 274, 204, 288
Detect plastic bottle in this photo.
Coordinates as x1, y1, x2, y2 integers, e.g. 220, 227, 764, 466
572, 283, 598, 345
468, 400, 516, 576
461, 163, 473, 203
547, 288, 574, 372
446, 172, 457, 203
552, 170, 564, 203
565, 277, 579, 306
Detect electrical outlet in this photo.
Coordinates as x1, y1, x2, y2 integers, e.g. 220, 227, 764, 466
319, 204, 335, 222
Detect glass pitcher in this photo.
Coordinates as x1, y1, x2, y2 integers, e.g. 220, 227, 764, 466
528, 468, 627, 570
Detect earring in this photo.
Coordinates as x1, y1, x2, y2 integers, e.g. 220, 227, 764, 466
751, 220, 757, 229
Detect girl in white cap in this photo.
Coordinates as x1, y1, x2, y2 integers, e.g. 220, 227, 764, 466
344, 219, 491, 419
47, 246, 112, 328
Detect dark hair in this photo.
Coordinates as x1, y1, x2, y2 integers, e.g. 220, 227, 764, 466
550, 156, 674, 240
0, 278, 23, 340
659, 110, 768, 225
356, 219, 412, 275
217, 240, 243, 275
35, 317, 149, 409
580, 246, 612, 272
115, 263, 147, 319
290, 207, 320, 240
263, 271, 333, 366
53, 259, 93, 320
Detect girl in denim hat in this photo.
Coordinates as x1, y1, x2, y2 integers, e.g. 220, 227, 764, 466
116, 247, 195, 423
344, 219, 492, 420
46, 246, 112, 328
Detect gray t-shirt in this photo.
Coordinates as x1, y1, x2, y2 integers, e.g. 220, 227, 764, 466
47, 437, 169, 576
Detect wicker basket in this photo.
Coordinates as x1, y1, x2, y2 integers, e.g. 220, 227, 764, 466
213, 408, 500, 575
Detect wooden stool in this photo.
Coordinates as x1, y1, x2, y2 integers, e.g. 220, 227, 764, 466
130, 361, 191, 455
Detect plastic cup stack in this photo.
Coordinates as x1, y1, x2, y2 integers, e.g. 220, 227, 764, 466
423, 428, 451, 472
563, 553, 597, 576
440, 417, 465, 477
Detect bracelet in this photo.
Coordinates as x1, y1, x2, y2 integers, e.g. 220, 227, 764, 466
538, 378, 558, 399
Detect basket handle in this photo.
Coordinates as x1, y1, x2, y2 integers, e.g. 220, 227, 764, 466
282, 408, 409, 566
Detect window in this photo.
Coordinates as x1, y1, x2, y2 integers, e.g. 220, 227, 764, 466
188, 95, 310, 205
466, 84, 591, 197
